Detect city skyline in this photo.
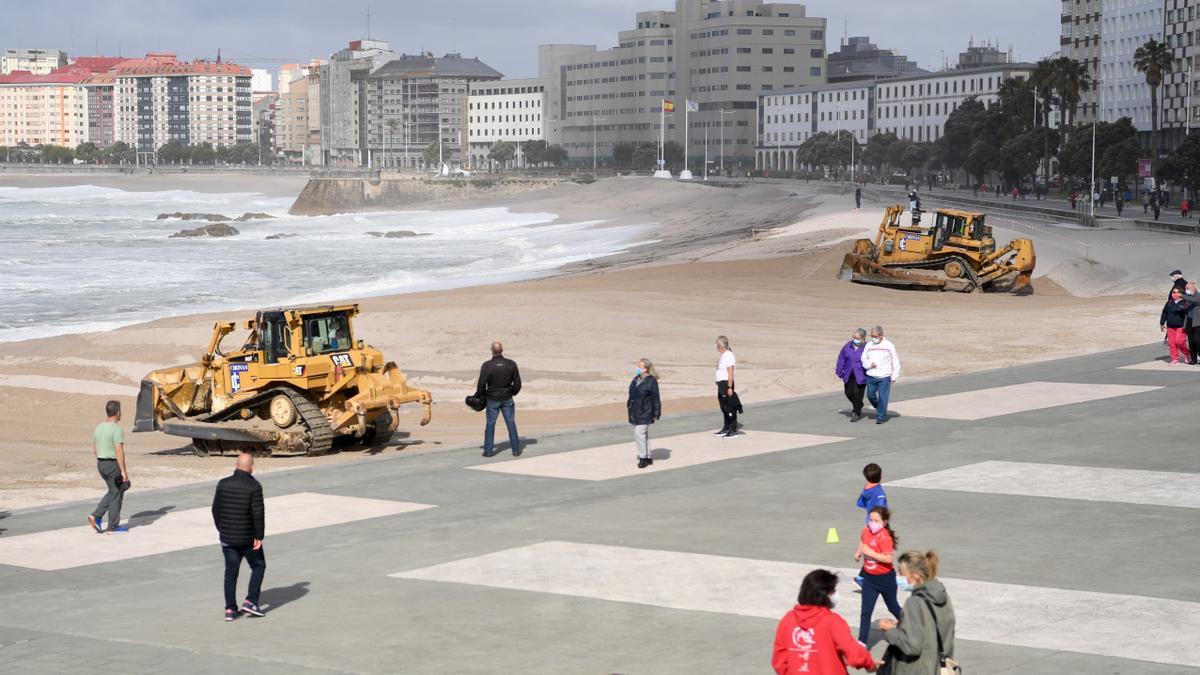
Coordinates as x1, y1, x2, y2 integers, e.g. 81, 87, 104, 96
0, 0, 1060, 81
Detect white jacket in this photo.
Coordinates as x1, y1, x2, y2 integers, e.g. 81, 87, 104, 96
861, 338, 901, 380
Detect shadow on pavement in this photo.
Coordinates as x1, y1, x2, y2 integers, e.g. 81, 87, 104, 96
481, 438, 539, 453
127, 506, 175, 529
260, 581, 311, 612
0, 510, 7, 535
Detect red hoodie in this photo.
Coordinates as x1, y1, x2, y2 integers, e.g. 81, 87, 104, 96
773, 604, 875, 674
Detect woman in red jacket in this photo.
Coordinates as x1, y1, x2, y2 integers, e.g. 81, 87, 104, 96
773, 569, 876, 674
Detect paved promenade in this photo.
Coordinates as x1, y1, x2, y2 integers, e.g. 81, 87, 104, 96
0, 344, 1194, 674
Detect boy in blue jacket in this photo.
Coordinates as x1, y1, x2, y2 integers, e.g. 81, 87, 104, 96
854, 463, 888, 588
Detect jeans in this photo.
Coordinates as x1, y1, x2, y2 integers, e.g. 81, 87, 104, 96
222, 543, 266, 611
843, 379, 865, 415
858, 569, 903, 643
91, 459, 123, 530
484, 398, 520, 455
633, 424, 650, 459
866, 376, 892, 422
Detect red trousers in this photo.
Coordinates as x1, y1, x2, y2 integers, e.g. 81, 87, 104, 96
1167, 327, 1190, 363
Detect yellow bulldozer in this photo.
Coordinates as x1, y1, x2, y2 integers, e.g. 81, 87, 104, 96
839, 204, 1035, 293
132, 304, 432, 456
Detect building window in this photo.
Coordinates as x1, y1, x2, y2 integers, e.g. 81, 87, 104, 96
810, 67, 821, 77
810, 48, 824, 58
811, 30, 824, 40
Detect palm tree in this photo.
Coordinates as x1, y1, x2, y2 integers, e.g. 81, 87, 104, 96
1051, 56, 1091, 131
386, 118, 400, 169
1134, 38, 1175, 155
1030, 59, 1060, 186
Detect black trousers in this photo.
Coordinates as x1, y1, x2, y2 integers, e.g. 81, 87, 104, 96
1189, 324, 1200, 365
843, 379, 866, 415
716, 381, 737, 430
222, 543, 266, 610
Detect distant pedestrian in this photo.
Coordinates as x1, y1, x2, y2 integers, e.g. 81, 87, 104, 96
1143, 193, 1151, 214
835, 328, 868, 422
972, 184, 978, 198
1183, 197, 1191, 219
477, 341, 523, 457
1187, 283, 1200, 365
995, 183, 1002, 198
1154, 199, 1162, 221
713, 335, 742, 437
88, 400, 129, 535
861, 326, 901, 425
907, 189, 918, 212
212, 452, 266, 622
878, 551, 957, 675
627, 358, 662, 469
1115, 195, 1124, 216
855, 186, 862, 210
1161, 288, 1191, 365
1069, 191, 1077, 210
1093, 190, 1101, 210
772, 569, 877, 674
1011, 186, 1018, 201
855, 506, 903, 645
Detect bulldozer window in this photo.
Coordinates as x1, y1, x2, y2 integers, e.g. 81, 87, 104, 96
260, 315, 290, 365
305, 314, 352, 355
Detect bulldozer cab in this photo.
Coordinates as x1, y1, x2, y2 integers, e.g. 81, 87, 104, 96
930, 210, 990, 249
255, 308, 355, 363
301, 312, 352, 355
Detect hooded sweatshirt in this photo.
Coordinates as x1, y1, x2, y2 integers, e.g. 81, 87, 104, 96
772, 604, 875, 675
861, 338, 901, 380
882, 579, 956, 675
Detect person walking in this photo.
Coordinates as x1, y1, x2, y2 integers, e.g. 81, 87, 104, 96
1161, 287, 1191, 365
713, 335, 741, 437
855, 506, 903, 645
88, 400, 129, 534
1115, 193, 1124, 216
861, 326, 901, 425
1187, 282, 1200, 365
1170, 269, 1188, 294
878, 551, 957, 675
772, 569, 876, 674
1143, 192, 1151, 214
1183, 197, 1192, 220
627, 358, 662, 469
212, 452, 266, 622
477, 341, 522, 457
854, 186, 862, 210
1069, 191, 1077, 210
835, 328, 868, 422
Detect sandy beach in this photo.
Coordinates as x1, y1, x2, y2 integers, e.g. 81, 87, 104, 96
0, 172, 1167, 511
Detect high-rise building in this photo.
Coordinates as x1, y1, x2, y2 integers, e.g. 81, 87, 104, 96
539, 0, 828, 168
0, 65, 93, 147
250, 69, 273, 93
1062, 0, 1101, 124
1161, 1, 1200, 148
1099, 0, 1162, 132
466, 79, 546, 169
319, 39, 398, 166
276, 61, 322, 164
955, 41, 1012, 70
1, 48, 68, 75
827, 36, 927, 83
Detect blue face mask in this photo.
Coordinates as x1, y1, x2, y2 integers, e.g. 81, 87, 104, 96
852, 338, 862, 345
635, 367, 644, 376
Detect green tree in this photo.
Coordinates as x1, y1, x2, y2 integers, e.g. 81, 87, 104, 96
544, 144, 568, 167
190, 142, 216, 165
631, 143, 658, 170
1158, 133, 1200, 193
899, 143, 930, 177
861, 131, 899, 176
613, 142, 636, 168
102, 141, 133, 165
1050, 55, 1092, 132
663, 141, 684, 169
524, 139, 548, 166
487, 140, 516, 166
1058, 117, 1139, 186
74, 142, 99, 163
1134, 39, 1174, 155
1027, 60, 1060, 186
422, 142, 441, 169
157, 141, 185, 164
942, 98, 989, 174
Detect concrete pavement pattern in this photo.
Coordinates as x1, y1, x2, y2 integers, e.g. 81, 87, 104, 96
891, 460, 1200, 509
1120, 359, 1200, 372
391, 540, 1200, 669
0, 492, 435, 571
467, 430, 850, 480
0, 343, 1194, 674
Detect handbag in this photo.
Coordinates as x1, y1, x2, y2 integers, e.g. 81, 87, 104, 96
919, 596, 962, 674
464, 393, 486, 412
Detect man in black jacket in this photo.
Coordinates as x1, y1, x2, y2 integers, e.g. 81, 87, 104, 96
212, 453, 266, 621
477, 341, 522, 458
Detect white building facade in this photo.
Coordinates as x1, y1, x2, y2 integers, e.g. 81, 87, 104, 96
759, 82, 872, 171
1099, 0, 1163, 131
1, 48, 68, 75
876, 63, 1035, 142
466, 78, 545, 169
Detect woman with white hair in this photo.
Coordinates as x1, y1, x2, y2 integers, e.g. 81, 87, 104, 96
627, 358, 662, 469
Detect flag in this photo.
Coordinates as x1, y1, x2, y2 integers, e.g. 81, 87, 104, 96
686, 99, 699, 113
663, 99, 675, 113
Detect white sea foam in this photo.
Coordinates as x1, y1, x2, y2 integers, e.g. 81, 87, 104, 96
0, 185, 648, 343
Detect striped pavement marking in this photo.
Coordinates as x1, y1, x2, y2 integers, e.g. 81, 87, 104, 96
1119, 360, 1200, 372
466, 431, 851, 481
391, 541, 1199, 668
0, 492, 435, 571
890, 460, 1200, 509
896, 381, 1159, 420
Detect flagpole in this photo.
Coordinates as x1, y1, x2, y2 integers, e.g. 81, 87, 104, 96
660, 98, 665, 166
684, 102, 689, 168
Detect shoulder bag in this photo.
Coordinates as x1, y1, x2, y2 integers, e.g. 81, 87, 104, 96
919, 596, 961, 675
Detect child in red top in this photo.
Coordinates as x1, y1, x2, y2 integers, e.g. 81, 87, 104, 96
853, 506, 903, 644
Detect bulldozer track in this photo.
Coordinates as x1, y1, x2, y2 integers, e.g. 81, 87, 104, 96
876, 254, 980, 289
283, 387, 334, 457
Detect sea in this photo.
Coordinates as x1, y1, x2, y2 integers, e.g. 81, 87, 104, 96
0, 184, 648, 343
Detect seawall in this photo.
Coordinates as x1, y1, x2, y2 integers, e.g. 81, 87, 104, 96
288, 175, 566, 215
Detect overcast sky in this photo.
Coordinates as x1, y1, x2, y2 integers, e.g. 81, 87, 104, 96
1, 1, 1060, 82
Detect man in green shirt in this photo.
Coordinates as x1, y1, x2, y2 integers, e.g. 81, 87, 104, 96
88, 400, 129, 534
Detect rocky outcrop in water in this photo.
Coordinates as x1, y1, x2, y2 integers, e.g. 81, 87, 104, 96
366, 230, 430, 239
265, 233, 296, 240
169, 224, 241, 238
157, 212, 231, 222
234, 212, 274, 221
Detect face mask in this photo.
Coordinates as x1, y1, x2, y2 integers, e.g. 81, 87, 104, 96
872, 337, 882, 344
829, 591, 840, 608
868, 521, 884, 534
635, 367, 643, 376
852, 338, 862, 345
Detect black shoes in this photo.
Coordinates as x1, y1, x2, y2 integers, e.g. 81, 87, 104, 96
637, 457, 653, 469
850, 412, 863, 422
512, 445, 523, 457
722, 429, 740, 438
481, 451, 495, 458
876, 417, 888, 425
713, 427, 730, 436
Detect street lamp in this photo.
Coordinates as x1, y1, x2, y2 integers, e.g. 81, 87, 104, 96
718, 108, 734, 175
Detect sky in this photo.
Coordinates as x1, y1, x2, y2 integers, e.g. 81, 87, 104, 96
0, 1, 1061, 82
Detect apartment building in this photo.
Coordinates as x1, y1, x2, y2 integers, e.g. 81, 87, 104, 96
0, 65, 92, 147
319, 39, 397, 166
1161, 0, 1200, 148
365, 52, 502, 169
827, 36, 927, 83
1099, 0, 1163, 132
1, 48, 68, 75
540, 0, 827, 167
276, 61, 323, 164
757, 62, 1035, 170
109, 53, 252, 150
466, 78, 545, 169
1062, 0, 1102, 124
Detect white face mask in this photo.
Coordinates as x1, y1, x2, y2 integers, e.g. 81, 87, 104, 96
829, 591, 840, 608
872, 337, 882, 344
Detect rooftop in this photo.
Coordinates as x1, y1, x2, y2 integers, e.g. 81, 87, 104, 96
0, 65, 94, 85
370, 53, 502, 80
111, 53, 250, 76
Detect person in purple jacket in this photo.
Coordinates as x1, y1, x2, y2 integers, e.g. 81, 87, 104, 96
835, 328, 869, 422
